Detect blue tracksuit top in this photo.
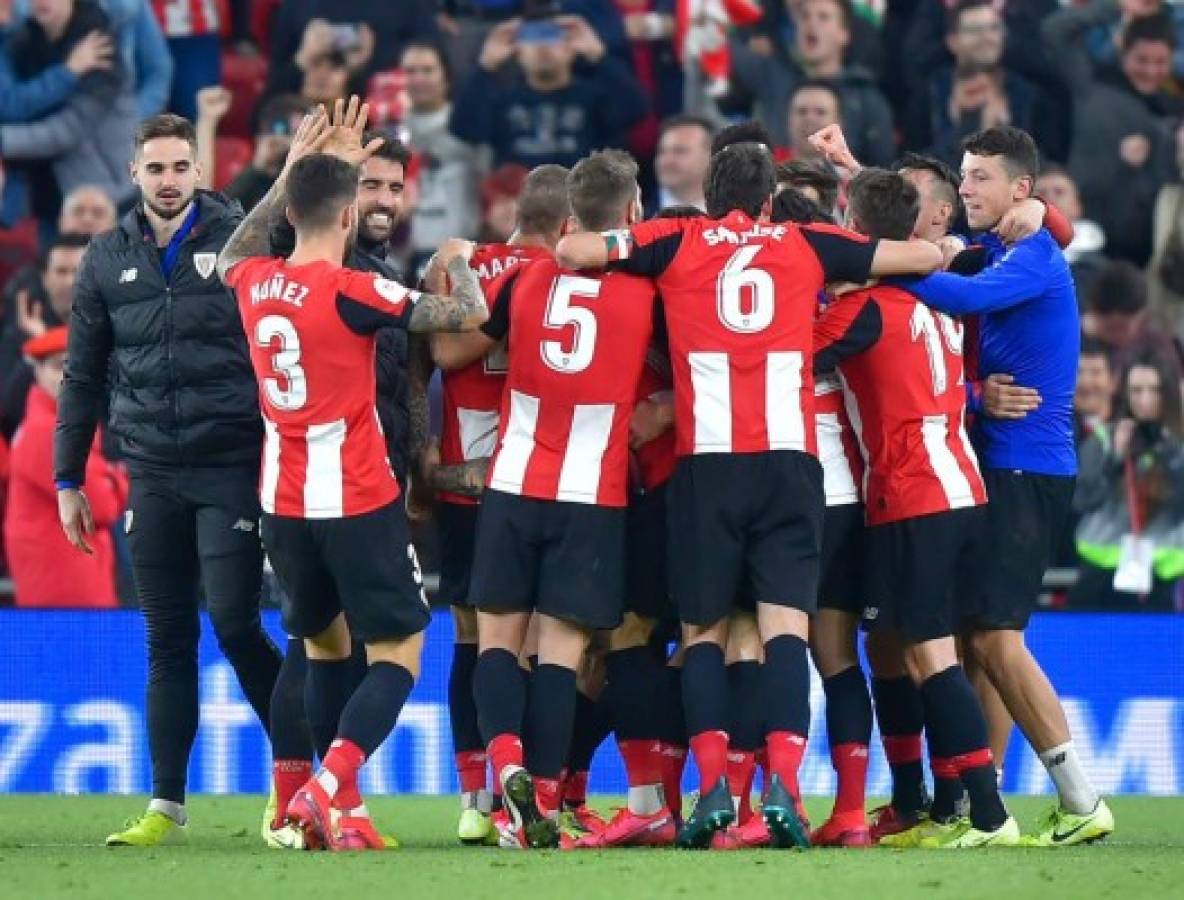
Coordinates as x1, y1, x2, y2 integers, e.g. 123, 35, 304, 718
900, 229, 1080, 477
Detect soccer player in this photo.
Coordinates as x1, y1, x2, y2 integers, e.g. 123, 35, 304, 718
218, 98, 489, 851
421, 164, 573, 846
557, 141, 943, 849
814, 167, 1020, 848
896, 126, 1115, 847
441, 150, 659, 849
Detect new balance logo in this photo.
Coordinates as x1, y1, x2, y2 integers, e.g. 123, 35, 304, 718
118, 268, 138, 283
1047, 752, 1067, 767
231, 518, 257, 533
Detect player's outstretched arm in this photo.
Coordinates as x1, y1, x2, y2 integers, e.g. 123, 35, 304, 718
868, 239, 943, 277
555, 232, 610, 270
407, 254, 489, 333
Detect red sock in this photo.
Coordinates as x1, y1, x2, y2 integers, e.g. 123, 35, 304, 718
534, 776, 562, 817
456, 750, 488, 795
689, 730, 729, 794
487, 733, 524, 786
882, 734, 923, 767
660, 744, 687, 818
727, 750, 756, 824
272, 759, 312, 827
320, 739, 365, 804
564, 770, 590, 807
619, 739, 663, 788
831, 742, 870, 818
766, 731, 807, 799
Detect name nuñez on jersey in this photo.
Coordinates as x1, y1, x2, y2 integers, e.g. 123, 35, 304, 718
250, 274, 310, 307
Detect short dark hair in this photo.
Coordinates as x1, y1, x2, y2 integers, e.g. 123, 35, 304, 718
705, 143, 776, 218
517, 163, 572, 236
400, 39, 453, 88
134, 113, 197, 155
961, 125, 1039, 181
659, 114, 715, 142
770, 188, 833, 225
653, 204, 705, 220
846, 168, 919, 240
1080, 335, 1114, 367
946, 0, 996, 35
40, 232, 90, 269
1122, 12, 1177, 54
790, 79, 843, 115
363, 132, 411, 168
1087, 260, 1148, 316
568, 150, 638, 231
711, 121, 774, 156
776, 159, 841, 213
286, 153, 359, 232
895, 151, 961, 209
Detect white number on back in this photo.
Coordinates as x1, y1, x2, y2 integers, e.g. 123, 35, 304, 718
255, 314, 308, 411
909, 304, 963, 397
541, 275, 601, 374
717, 245, 775, 333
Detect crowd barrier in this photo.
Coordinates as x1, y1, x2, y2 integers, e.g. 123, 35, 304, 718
0, 610, 1180, 796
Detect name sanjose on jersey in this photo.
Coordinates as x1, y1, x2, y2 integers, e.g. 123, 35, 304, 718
249, 273, 310, 308
702, 222, 788, 247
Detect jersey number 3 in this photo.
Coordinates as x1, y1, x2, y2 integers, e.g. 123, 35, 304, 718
542, 275, 601, 374
255, 315, 308, 411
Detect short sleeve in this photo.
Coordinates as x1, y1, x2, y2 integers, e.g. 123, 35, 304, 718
800, 224, 879, 285
223, 255, 266, 290
480, 270, 521, 342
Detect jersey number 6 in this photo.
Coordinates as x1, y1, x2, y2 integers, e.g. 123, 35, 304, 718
717, 245, 775, 334
255, 315, 308, 411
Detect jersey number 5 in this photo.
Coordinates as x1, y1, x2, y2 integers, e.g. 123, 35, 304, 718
255, 315, 308, 411
909, 305, 963, 396
541, 275, 601, 374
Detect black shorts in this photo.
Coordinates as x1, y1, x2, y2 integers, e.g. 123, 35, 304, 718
261, 501, 430, 643
864, 506, 983, 642
963, 469, 1076, 631
625, 483, 673, 621
436, 501, 480, 607
819, 502, 867, 615
667, 450, 824, 627
467, 489, 626, 631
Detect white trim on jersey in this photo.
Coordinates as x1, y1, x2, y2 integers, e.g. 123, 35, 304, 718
458, 407, 500, 461
766, 351, 805, 451
556, 404, 615, 504
920, 414, 976, 509
957, 407, 983, 478
816, 412, 860, 506
490, 390, 540, 494
261, 418, 281, 515
689, 351, 732, 452
304, 419, 347, 518
838, 371, 872, 501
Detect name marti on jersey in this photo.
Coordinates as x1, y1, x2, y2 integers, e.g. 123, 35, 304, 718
249, 273, 310, 308
702, 222, 788, 247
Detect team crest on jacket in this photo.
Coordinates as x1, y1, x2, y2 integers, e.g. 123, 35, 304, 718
194, 252, 217, 279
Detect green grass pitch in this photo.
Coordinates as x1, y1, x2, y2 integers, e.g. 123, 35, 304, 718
1, 795, 1180, 900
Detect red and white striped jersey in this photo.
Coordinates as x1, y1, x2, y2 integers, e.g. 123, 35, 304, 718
151, 0, 219, 37
605, 211, 877, 458
226, 256, 418, 519
814, 284, 986, 526
815, 371, 863, 506
438, 242, 551, 505
481, 256, 657, 507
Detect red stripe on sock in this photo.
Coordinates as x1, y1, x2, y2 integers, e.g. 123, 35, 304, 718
951, 748, 994, 773
883, 734, 923, 766
488, 733, 524, 786
931, 757, 959, 780
322, 739, 365, 807
831, 742, 870, 816
534, 776, 562, 818
564, 770, 589, 805
689, 730, 729, 793
456, 751, 488, 795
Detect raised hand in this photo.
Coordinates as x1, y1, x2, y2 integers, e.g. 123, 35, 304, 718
281, 105, 332, 171
65, 30, 114, 76
196, 85, 233, 124
809, 124, 860, 173
320, 95, 385, 166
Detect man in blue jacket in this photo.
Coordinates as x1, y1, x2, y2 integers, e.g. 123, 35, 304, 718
901, 126, 1114, 848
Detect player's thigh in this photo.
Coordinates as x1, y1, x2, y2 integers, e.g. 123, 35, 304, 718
260, 512, 341, 641
625, 483, 674, 622
666, 456, 746, 628
321, 501, 432, 644
468, 489, 541, 616
537, 501, 627, 632
436, 500, 482, 609
747, 450, 824, 613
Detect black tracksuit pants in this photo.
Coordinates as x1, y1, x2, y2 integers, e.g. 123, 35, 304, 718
125, 463, 281, 802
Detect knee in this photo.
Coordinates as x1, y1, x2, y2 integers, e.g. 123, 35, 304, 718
451, 605, 479, 644
210, 606, 265, 652
609, 613, 656, 651
968, 630, 1009, 674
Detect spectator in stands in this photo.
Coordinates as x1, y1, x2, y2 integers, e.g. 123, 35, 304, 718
1147, 117, 1184, 340
775, 157, 839, 219
1, 0, 137, 219
1035, 164, 1108, 300
652, 114, 712, 212
784, 79, 843, 161
222, 94, 306, 213
296, 48, 352, 108
478, 162, 528, 243
1073, 349, 1184, 611
142, 0, 218, 121
1083, 258, 1184, 378
450, 13, 646, 168
616, 0, 683, 162
730, 0, 895, 165
1044, 6, 1183, 266
1076, 337, 1118, 444
5, 326, 128, 608
58, 182, 115, 234
402, 40, 481, 272
1084, 0, 1184, 82
100, 0, 172, 118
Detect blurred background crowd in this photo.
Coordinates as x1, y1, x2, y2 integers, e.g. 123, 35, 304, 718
0, 0, 1182, 612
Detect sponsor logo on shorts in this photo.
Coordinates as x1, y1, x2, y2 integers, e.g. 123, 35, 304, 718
231, 518, 257, 533
863, 606, 879, 620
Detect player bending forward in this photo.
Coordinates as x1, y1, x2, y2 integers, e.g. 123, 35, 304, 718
218, 97, 488, 851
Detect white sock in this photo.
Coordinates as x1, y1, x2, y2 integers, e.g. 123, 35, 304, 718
628, 784, 664, 816
1038, 742, 1098, 815
477, 789, 493, 813
315, 769, 339, 799
148, 798, 186, 826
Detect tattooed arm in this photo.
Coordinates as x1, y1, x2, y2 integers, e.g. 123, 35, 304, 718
407, 254, 489, 332
430, 457, 490, 498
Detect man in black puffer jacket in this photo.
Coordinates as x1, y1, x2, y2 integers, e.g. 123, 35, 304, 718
54, 114, 283, 847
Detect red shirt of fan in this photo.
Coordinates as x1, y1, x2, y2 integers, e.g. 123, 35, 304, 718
814, 284, 986, 526
605, 212, 877, 458
482, 257, 657, 507
226, 256, 418, 519
815, 371, 863, 506
438, 242, 551, 505
151, 0, 219, 37
633, 346, 676, 492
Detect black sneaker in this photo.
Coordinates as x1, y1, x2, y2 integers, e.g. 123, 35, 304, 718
501, 767, 559, 849
676, 777, 735, 849
762, 774, 811, 849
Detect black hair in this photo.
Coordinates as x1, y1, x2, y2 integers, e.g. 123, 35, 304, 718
653, 204, 705, 219
40, 232, 90, 269
1122, 12, 1177, 54
846, 168, 920, 240
1080, 335, 1115, 367
776, 159, 841, 214
946, 0, 997, 36
286, 153, 360, 232
704, 143, 776, 218
790, 79, 844, 116
1087, 260, 1149, 316
400, 39, 454, 89
770, 188, 833, 225
711, 121, 775, 156
659, 114, 716, 141
134, 113, 197, 155
363, 131, 412, 168
961, 125, 1040, 181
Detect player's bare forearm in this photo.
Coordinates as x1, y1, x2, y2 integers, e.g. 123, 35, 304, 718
407, 256, 488, 332
217, 174, 288, 282
556, 232, 610, 270
407, 333, 433, 460
431, 458, 489, 497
